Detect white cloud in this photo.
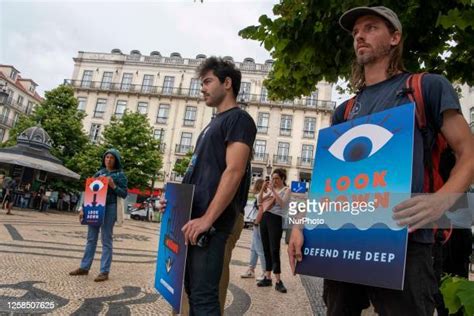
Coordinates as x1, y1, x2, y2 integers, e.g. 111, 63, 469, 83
1, 1, 276, 95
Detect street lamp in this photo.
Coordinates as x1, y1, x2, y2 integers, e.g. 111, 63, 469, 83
150, 127, 165, 198
266, 161, 272, 177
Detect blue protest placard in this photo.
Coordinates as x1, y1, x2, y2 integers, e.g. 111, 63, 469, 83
155, 183, 194, 313
295, 103, 415, 290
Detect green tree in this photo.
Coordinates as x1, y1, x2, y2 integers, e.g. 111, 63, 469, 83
239, 0, 474, 99
67, 142, 105, 181
440, 275, 474, 316
4, 85, 88, 163
100, 111, 163, 190
3, 85, 89, 190
173, 151, 193, 177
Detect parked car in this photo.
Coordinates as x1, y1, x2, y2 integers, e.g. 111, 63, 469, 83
130, 207, 154, 221
129, 197, 158, 221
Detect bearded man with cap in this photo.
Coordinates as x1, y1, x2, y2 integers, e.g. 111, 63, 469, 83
288, 6, 474, 316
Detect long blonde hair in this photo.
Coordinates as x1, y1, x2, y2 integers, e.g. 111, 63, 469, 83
253, 179, 264, 193
350, 21, 405, 91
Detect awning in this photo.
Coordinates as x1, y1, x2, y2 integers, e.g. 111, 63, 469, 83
0, 152, 80, 180
128, 187, 162, 196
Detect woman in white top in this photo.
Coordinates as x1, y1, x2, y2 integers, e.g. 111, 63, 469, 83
257, 168, 290, 293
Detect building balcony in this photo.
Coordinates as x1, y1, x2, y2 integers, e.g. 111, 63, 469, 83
257, 126, 268, 134
248, 94, 336, 111
183, 119, 196, 127
65, 79, 203, 101
279, 128, 292, 137
75, 51, 273, 74
0, 114, 14, 128
297, 157, 314, 169
175, 144, 193, 155
188, 90, 201, 97
1, 97, 29, 114
252, 152, 268, 163
64, 79, 336, 111
303, 131, 316, 139
273, 154, 292, 166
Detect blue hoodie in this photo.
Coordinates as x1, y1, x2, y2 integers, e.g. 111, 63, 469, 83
94, 148, 128, 205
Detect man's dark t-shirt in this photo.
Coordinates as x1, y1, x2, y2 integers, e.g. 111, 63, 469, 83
183, 107, 257, 233
332, 72, 461, 243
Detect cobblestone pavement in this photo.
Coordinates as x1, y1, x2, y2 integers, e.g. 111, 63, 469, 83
0, 209, 318, 315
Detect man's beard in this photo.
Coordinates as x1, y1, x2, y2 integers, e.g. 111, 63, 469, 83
205, 91, 225, 107
356, 43, 392, 65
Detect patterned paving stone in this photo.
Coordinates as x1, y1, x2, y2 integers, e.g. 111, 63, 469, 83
0, 209, 313, 315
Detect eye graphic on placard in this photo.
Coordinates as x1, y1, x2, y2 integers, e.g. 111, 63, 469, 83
89, 179, 105, 192
328, 124, 393, 162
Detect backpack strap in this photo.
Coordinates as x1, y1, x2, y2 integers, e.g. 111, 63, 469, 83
405, 73, 454, 244
406, 73, 427, 129
406, 73, 451, 194
343, 96, 357, 121
405, 72, 437, 192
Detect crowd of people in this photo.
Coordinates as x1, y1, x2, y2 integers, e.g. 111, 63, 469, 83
0, 174, 81, 214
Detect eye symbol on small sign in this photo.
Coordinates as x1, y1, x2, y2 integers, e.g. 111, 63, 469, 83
89, 179, 105, 192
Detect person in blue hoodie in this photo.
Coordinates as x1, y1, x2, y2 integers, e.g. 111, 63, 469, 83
69, 148, 128, 282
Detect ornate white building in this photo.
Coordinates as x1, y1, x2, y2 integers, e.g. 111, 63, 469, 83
0, 65, 43, 142
66, 49, 336, 186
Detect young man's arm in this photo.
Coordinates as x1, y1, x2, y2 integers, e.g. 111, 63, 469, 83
182, 141, 250, 245
393, 110, 474, 231
438, 110, 474, 193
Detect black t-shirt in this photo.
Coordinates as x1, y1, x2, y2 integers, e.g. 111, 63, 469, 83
183, 107, 257, 233
332, 72, 461, 243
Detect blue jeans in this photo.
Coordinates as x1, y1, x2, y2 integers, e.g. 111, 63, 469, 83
185, 230, 228, 316
20, 197, 30, 208
249, 225, 266, 271
80, 203, 117, 274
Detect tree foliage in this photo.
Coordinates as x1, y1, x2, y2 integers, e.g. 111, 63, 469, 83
4, 85, 88, 162
173, 151, 193, 177
3, 85, 89, 190
440, 275, 474, 316
100, 111, 163, 190
67, 143, 105, 181
239, 0, 474, 100
5, 85, 163, 191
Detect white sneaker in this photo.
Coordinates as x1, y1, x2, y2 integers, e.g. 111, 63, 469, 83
240, 269, 255, 278
256, 273, 265, 281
